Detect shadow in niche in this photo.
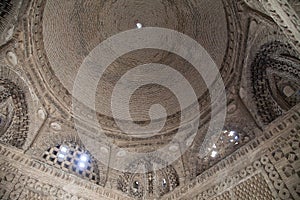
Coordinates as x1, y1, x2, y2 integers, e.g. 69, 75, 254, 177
0, 0, 13, 18
0, 99, 14, 136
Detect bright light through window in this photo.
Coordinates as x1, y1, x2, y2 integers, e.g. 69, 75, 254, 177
136, 22, 142, 29
228, 131, 235, 137
57, 153, 65, 160
80, 154, 89, 162
78, 162, 86, 169
211, 150, 218, 158
60, 146, 68, 153
162, 178, 167, 187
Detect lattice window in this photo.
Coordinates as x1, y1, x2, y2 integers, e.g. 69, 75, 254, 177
196, 128, 253, 176
157, 166, 179, 196
205, 129, 247, 159
42, 142, 100, 183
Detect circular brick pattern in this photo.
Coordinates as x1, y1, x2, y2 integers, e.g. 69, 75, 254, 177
42, 0, 228, 120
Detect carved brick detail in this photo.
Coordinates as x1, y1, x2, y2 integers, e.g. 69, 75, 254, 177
0, 78, 29, 148
251, 41, 300, 125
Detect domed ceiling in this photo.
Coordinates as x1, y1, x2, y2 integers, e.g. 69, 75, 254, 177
42, 0, 228, 122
